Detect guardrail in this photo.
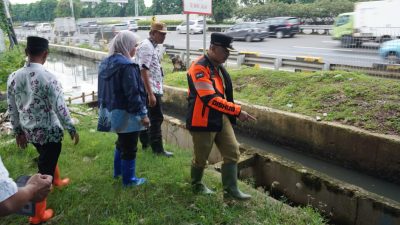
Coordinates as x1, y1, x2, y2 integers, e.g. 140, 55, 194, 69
139, 24, 333, 34
165, 47, 400, 79
67, 91, 97, 105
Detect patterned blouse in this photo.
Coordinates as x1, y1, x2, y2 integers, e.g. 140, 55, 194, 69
135, 38, 164, 95
0, 156, 18, 203
7, 62, 76, 145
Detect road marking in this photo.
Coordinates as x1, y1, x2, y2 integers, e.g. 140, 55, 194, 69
293, 46, 354, 52
322, 41, 340, 44
258, 50, 379, 61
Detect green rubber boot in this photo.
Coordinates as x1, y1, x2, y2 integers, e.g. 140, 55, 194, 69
191, 166, 214, 195
221, 163, 251, 200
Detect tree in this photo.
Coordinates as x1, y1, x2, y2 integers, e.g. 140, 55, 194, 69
80, 2, 95, 18
151, 0, 182, 15
93, 0, 124, 17
125, 0, 149, 16
10, 0, 57, 22
236, 0, 354, 24
213, 0, 238, 23
240, 0, 267, 5
55, 0, 82, 19
0, 1, 9, 33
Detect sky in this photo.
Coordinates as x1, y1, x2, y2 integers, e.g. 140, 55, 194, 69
8, 0, 153, 7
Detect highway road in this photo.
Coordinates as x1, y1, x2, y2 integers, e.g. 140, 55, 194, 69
158, 31, 385, 67
16, 28, 387, 67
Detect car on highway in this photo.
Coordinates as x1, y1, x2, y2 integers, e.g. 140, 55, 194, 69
126, 20, 139, 32
261, 17, 300, 38
22, 22, 36, 30
379, 39, 400, 63
224, 22, 269, 42
78, 21, 99, 34
176, 20, 204, 34
95, 24, 129, 41
35, 23, 52, 33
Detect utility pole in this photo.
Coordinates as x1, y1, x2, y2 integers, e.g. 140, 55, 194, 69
2, 0, 18, 48
135, 0, 138, 17
69, 0, 75, 18
0, 29, 5, 52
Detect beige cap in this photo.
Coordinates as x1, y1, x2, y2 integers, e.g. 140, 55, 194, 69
151, 22, 168, 33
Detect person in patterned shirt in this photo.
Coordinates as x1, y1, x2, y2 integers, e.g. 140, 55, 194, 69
7, 36, 79, 224
135, 22, 173, 157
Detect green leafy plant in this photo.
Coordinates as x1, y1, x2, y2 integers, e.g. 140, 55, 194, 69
0, 46, 25, 91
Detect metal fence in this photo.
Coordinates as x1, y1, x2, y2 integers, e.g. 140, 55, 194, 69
164, 47, 400, 79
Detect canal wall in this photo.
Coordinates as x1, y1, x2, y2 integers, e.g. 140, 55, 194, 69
162, 114, 400, 225
163, 86, 400, 185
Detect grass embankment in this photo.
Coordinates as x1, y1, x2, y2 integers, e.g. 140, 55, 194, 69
0, 46, 25, 92
164, 66, 400, 136
0, 106, 325, 225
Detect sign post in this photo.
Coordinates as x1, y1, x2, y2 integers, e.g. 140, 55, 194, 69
183, 0, 212, 67
2, 0, 18, 48
0, 29, 5, 52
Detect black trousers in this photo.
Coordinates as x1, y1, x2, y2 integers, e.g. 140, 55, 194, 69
33, 142, 62, 180
116, 132, 140, 160
140, 94, 164, 146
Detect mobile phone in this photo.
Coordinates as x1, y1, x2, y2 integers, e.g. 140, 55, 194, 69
15, 175, 35, 216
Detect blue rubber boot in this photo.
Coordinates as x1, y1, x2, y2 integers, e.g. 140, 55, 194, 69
121, 159, 146, 187
113, 149, 122, 178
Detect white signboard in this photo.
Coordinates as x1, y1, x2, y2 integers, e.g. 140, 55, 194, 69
183, 0, 212, 15
106, 0, 128, 3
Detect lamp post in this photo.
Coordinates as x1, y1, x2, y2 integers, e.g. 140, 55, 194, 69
69, 0, 75, 19
135, 0, 138, 17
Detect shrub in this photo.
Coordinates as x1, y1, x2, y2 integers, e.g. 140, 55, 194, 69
0, 47, 25, 91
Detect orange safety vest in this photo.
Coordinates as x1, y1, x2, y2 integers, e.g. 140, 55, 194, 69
186, 55, 241, 131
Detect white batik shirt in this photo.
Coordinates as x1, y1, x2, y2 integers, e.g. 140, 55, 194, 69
0, 156, 18, 203
135, 38, 164, 95
7, 62, 76, 145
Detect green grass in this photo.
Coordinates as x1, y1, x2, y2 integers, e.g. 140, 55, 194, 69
0, 106, 326, 225
0, 46, 25, 91
163, 65, 400, 136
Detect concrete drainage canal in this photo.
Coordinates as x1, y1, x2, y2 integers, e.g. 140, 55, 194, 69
45, 49, 400, 225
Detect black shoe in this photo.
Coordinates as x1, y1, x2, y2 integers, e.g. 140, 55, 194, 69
142, 144, 149, 150
151, 140, 173, 157
155, 150, 174, 157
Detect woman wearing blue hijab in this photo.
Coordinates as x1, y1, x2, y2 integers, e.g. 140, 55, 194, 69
97, 31, 149, 186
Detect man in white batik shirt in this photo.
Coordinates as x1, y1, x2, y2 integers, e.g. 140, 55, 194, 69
7, 36, 79, 224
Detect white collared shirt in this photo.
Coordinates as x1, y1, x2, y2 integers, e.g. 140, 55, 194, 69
0, 156, 18, 203
135, 38, 164, 95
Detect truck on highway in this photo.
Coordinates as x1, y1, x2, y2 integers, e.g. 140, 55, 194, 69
54, 17, 76, 36
332, 0, 400, 48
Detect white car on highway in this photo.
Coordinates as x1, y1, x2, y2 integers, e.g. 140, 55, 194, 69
176, 20, 204, 34
35, 23, 52, 33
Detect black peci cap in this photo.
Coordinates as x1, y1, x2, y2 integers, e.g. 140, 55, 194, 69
27, 36, 49, 52
210, 33, 234, 51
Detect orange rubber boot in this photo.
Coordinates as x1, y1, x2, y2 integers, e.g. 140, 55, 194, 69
29, 199, 54, 224
53, 165, 70, 187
